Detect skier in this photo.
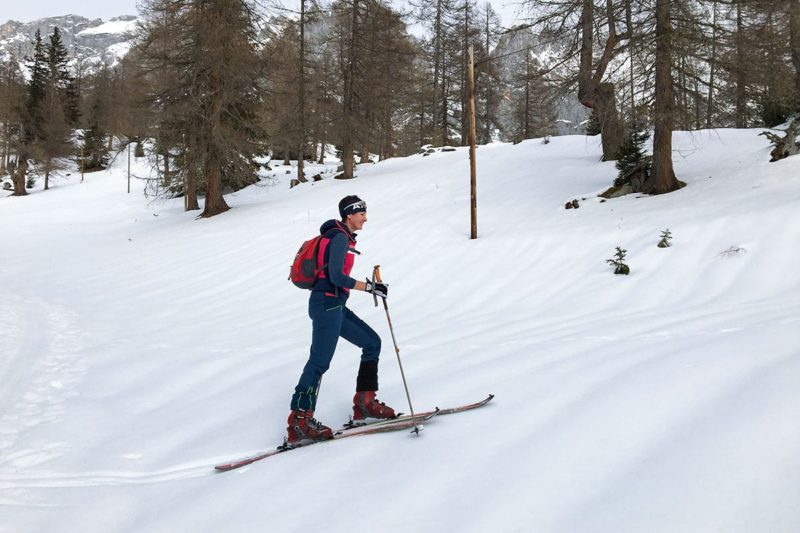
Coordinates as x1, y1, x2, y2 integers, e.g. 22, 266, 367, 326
287, 195, 396, 445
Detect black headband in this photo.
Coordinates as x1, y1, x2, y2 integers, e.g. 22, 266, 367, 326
341, 199, 367, 217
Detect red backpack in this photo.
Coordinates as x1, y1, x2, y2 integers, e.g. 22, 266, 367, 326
289, 227, 347, 289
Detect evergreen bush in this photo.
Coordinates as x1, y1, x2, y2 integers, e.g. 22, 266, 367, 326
614, 129, 651, 187
606, 246, 630, 275
657, 229, 672, 248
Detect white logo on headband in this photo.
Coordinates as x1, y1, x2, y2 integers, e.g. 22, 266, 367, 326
345, 200, 367, 212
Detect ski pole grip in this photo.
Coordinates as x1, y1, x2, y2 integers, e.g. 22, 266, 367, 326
371, 265, 380, 307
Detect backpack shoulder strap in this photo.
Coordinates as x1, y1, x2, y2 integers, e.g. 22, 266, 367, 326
329, 221, 361, 254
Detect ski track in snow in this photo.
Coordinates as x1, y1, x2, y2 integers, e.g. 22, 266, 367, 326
1, 295, 793, 498
0, 294, 88, 504
0, 461, 214, 491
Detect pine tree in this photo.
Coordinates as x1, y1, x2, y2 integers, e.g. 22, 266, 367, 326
586, 110, 602, 136
82, 68, 111, 171
83, 97, 109, 171
47, 27, 79, 126
27, 30, 49, 117
614, 128, 651, 187
47, 27, 70, 82
11, 30, 50, 195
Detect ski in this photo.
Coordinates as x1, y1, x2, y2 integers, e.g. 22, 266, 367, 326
214, 409, 439, 472
342, 393, 494, 430
214, 394, 493, 472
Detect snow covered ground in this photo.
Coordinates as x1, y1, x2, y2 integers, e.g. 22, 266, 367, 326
1, 130, 799, 532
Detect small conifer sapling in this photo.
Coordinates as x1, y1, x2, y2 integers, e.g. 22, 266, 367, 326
606, 246, 630, 275
658, 229, 672, 248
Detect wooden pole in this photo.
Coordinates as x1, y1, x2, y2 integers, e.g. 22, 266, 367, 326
127, 142, 131, 193
467, 45, 478, 239
298, 0, 306, 183
80, 144, 85, 183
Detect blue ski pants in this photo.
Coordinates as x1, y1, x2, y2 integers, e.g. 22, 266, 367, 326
291, 292, 381, 411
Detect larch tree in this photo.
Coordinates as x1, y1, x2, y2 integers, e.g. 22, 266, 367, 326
0, 54, 24, 178
138, 0, 265, 217
476, 2, 502, 144
643, 0, 682, 194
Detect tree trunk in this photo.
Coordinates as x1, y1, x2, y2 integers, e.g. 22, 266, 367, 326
13, 157, 28, 196
577, 0, 625, 160
735, 0, 746, 128
163, 152, 171, 188
790, 0, 800, 103
185, 172, 199, 211
595, 83, 624, 160
460, 0, 470, 145
644, 0, 682, 195
340, 0, 359, 179
524, 54, 531, 139
694, 78, 702, 129
431, 0, 443, 146
200, 71, 229, 218
318, 121, 326, 164
483, 9, 492, 143
418, 97, 425, 147
440, 71, 448, 145
678, 55, 688, 129
577, 0, 594, 105
0, 124, 7, 175
202, 157, 228, 217
706, 0, 718, 128
311, 107, 319, 163
382, 113, 393, 160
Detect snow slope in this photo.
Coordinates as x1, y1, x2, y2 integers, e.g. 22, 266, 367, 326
1, 130, 799, 532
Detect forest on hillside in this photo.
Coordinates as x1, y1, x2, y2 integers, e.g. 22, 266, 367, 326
1, 0, 798, 216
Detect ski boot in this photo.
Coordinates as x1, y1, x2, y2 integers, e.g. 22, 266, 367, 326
286, 409, 333, 446
352, 391, 397, 421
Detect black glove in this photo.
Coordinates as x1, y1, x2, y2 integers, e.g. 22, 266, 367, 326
365, 278, 389, 299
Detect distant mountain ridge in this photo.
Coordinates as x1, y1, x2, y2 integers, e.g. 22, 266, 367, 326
0, 14, 138, 71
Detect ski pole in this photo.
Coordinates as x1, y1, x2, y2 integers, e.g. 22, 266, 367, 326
373, 265, 420, 435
